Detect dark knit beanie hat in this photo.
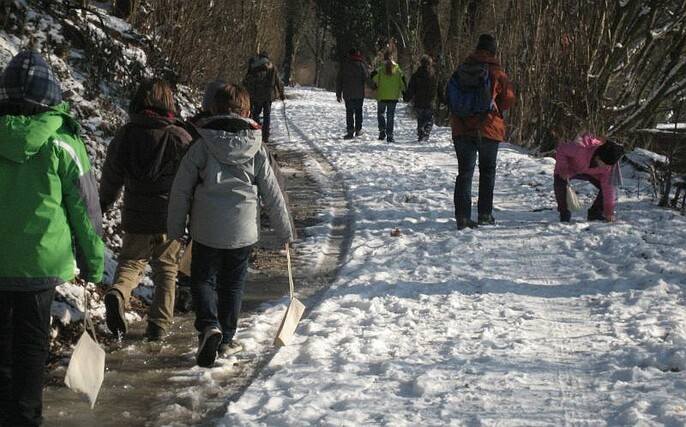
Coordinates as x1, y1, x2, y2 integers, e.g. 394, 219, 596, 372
0, 50, 62, 107
595, 139, 625, 165
201, 78, 228, 112
476, 34, 497, 56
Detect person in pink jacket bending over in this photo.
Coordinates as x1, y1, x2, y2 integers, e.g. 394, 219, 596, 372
554, 134, 625, 223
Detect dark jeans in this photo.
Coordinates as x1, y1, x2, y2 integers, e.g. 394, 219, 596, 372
453, 135, 500, 220
190, 241, 252, 343
344, 98, 364, 133
0, 288, 55, 427
377, 100, 398, 136
553, 173, 603, 214
250, 100, 272, 142
414, 107, 434, 140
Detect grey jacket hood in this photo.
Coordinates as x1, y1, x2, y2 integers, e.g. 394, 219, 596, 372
196, 114, 262, 165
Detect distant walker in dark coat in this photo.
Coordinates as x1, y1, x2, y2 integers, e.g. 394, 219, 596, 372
404, 55, 439, 142
243, 51, 285, 143
336, 48, 375, 139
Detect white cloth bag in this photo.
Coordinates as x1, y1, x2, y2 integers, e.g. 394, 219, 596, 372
566, 180, 582, 211
64, 288, 106, 408
274, 244, 305, 346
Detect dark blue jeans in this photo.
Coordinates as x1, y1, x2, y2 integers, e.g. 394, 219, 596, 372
250, 100, 273, 142
0, 288, 55, 427
344, 98, 364, 133
377, 100, 398, 137
453, 135, 500, 220
190, 241, 252, 343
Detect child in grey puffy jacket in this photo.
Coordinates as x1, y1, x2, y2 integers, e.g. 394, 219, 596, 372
167, 82, 294, 367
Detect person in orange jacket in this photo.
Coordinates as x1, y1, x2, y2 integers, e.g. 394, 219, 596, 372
449, 34, 516, 230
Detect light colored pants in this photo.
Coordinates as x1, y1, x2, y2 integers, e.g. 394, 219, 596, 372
110, 233, 181, 331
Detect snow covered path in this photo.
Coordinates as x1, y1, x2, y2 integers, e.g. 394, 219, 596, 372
221, 87, 686, 426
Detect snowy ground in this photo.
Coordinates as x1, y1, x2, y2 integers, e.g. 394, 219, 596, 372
213, 87, 686, 426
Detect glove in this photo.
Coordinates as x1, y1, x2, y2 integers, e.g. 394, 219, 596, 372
336, 95, 342, 103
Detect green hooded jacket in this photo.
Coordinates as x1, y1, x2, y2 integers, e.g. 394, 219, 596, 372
372, 61, 407, 101
0, 102, 104, 290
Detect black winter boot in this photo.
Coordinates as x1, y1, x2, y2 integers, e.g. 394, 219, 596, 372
587, 209, 604, 221
560, 211, 572, 222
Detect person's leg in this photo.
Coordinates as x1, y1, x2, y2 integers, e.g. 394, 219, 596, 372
377, 101, 387, 138
148, 234, 182, 335
353, 98, 364, 133
422, 108, 435, 140
453, 136, 478, 222
0, 291, 12, 423
386, 101, 397, 140
106, 233, 150, 335
250, 100, 263, 126
262, 101, 273, 142
344, 99, 355, 135
476, 138, 500, 219
215, 245, 252, 344
190, 241, 221, 334
7, 288, 55, 427
585, 176, 604, 220
554, 174, 572, 221
109, 233, 150, 304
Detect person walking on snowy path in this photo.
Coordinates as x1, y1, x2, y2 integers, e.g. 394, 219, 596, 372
336, 48, 375, 139
99, 78, 193, 341
167, 83, 295, 367
0, 50, 104, 427
449, 34, 516, 230
371, 51, 407, 143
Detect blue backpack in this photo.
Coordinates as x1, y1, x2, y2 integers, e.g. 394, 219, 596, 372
446, 62, 494, 117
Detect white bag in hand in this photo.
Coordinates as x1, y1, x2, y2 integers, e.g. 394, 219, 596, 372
64, 288, 105, 408
274, 244, 305, 346
566, 181, 582, 211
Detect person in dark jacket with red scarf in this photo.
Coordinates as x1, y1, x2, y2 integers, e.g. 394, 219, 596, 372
100, 78, 192, 341
404, 54, 440, 142
450, 34, 516, 230
336, 48, 375, 139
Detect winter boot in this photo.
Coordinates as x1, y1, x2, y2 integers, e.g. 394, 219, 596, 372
477, 214, 495, 226
587, 209, 604, 221
105, 290, 127, 337
560, 210, 572, 222
145, 322, 166, 342
378, 130, 386, 140
196, 326, 222, 367
456, 217, 478, 230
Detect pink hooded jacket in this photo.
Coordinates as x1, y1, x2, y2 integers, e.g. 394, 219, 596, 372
554, 133, 617, 217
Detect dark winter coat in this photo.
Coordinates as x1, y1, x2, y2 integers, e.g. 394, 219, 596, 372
243, 58, 284, 103
336, 54, 373, 101
448, 50, 516, 142
100, 112, 193, 234
405, 63, 439, 109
